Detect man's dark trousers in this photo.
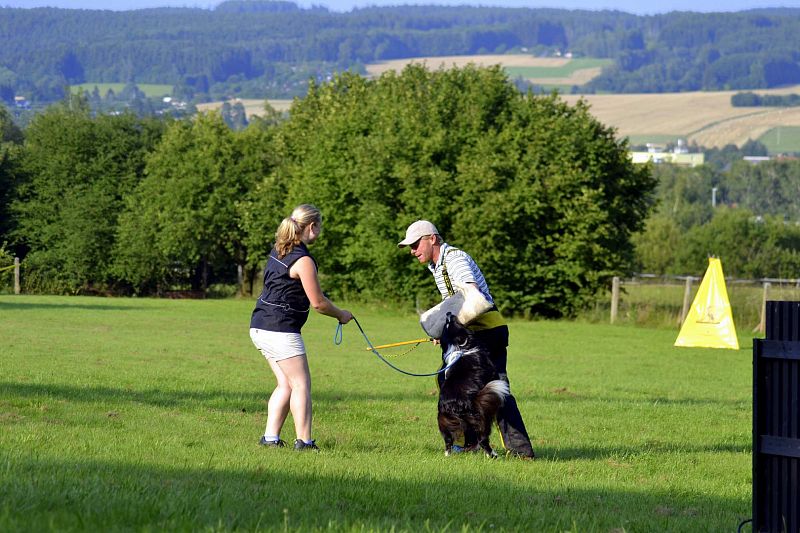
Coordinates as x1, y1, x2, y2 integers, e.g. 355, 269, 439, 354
437, 325, 535, 458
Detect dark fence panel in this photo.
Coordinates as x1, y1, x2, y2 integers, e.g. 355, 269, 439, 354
753, 301, 800, 532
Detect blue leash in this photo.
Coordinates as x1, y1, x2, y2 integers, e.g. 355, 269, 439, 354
335, 316, 460, 377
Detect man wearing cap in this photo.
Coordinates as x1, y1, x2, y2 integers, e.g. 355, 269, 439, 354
398, 220, 535, 459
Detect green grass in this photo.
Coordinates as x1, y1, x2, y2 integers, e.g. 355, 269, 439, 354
0, 295, 753, 531
72, 83, 174, 98
757, 125, 800, 154
503, 58, 612, 80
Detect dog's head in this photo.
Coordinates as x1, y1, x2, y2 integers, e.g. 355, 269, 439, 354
440, 312, 473, 352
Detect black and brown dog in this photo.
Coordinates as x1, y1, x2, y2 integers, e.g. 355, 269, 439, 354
437, 312, 509, 458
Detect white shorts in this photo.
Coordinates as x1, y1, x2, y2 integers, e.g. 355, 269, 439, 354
249, 328, 306, 361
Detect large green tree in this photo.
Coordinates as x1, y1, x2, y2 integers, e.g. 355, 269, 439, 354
11, 96, 164, 293
276, 65, 655, 317
114, 112, 278, 294
0, 104, 23, 248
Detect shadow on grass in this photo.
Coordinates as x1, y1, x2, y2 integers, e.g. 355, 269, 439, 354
0, 381, 267, 412
533, 390, 749, 409
1, 381, 752, 461
535, 442, 751, 461
0, 457, 750, 531
0, 380, 747, 414
0, 300, 148, 312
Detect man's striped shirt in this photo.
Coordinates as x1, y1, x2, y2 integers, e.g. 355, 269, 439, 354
427, 242, 495, 305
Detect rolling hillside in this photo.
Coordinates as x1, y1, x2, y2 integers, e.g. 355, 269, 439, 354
561, 86, 800, 150
365, 55, 610, 88
216, 54, 800, 152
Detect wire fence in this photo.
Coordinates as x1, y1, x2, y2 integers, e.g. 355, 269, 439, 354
587, 274, 800, 331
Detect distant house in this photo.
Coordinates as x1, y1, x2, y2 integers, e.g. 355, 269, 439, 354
630, 140, 705, 167
743, 156, 771, 164
13, 95, 30, 109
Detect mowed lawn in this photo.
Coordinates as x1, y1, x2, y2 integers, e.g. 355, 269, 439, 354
0, 295, 753, 531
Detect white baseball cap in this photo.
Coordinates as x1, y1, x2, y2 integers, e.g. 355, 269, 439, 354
398, 220, 440, 247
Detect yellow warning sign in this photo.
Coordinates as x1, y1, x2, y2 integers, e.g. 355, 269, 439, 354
674, 257, 739, 350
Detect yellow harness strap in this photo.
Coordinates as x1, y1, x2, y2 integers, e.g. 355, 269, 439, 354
440, 248, 506, 331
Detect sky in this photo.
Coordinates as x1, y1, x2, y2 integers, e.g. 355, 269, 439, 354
4, 0, 800, 14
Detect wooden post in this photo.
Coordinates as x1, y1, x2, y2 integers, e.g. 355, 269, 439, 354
680, 276, 693, 325
13, 257, 20, 295
756, 281, 770, 334
610, 276, 620, 324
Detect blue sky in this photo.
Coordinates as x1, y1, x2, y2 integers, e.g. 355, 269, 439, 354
4, 0, 800, 14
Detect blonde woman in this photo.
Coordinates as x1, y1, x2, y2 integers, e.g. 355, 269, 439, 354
249, 204, 353, 451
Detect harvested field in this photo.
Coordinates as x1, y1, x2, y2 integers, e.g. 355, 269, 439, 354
195, 83, 800, 151
195, 98, 293, 117
561, 86, 800, 148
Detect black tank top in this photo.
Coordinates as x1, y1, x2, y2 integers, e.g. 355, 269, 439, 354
250, 243, 314, 333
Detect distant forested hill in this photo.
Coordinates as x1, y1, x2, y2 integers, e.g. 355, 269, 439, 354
2, 1, 800, 103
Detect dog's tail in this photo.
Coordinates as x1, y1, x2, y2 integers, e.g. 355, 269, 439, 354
474, 379, 509, 416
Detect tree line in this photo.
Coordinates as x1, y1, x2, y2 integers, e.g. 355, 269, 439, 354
635, 158, 800, 279
3, 2, 800, 105
731, 92, 800, 107
0, 65, 655, 318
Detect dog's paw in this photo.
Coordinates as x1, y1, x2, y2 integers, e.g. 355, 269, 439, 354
444, 449, 451, 457
485, 449, 498, 459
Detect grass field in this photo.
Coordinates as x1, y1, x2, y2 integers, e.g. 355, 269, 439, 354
504, 58, 613, 87
365, 55, 608, 89
73, 83, 174, 98
0, 295, 754, 531
758, 125, 800, 154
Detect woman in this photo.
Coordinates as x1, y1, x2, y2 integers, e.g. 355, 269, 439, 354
249, 204, 353, 451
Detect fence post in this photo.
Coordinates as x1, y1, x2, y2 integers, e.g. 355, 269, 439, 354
756, 281, 771, 334
679, 276, 692, 325
610, 276, 620, 324
14, 257, 20, 295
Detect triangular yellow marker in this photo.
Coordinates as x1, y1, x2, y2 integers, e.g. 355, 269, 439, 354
674, 257, 739, 350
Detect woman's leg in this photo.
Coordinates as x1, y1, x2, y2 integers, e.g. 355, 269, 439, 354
276, 355, 312, 441
265, 358, 292, 438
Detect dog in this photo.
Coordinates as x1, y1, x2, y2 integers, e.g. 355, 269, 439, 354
437, 312, 509, 458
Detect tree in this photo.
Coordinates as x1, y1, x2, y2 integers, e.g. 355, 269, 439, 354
275, 65, 656, 316
632, 215, 683, 274
11, 95, 164, 293
114, 112, 277, 294
673, 208, 800, 279
0, 104, 23, 247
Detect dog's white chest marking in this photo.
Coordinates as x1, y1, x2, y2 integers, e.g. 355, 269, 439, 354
442, 348, 463, 379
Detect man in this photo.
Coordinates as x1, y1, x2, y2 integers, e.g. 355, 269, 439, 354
398, 220, 535, 459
